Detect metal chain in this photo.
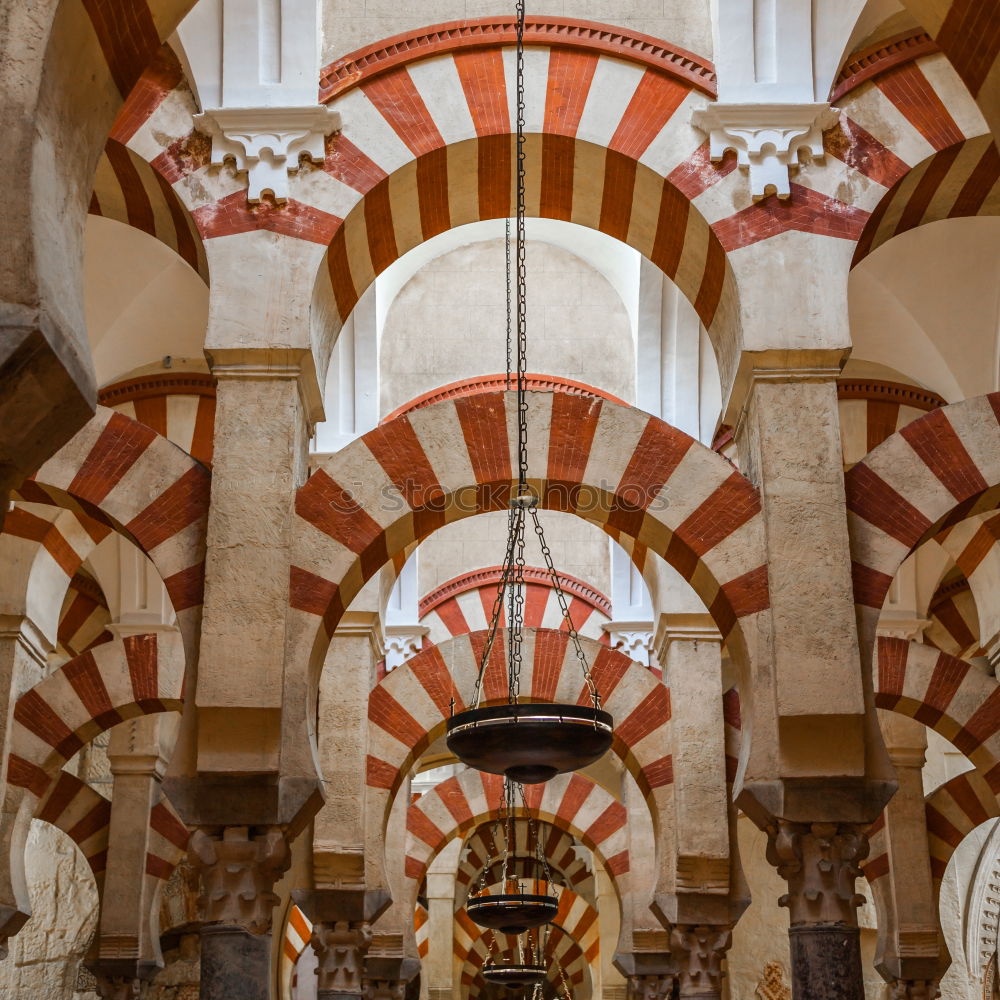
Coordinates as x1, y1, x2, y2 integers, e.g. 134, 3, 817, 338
505, 217, 512, 389
529, 508, 601, 709
516, 782, 556, 889
557, 960, 572, 999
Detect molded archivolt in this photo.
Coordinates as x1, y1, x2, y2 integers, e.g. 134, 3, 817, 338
291, 390, 768, 692
419, 565, 611, 646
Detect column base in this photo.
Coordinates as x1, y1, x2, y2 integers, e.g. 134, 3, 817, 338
789, 924, 863, 1000
200, 924, 270, 1000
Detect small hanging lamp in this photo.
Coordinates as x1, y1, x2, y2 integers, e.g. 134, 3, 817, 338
445, 0, 613, 785
466, 780, 560, 935
482, 923, 549, 990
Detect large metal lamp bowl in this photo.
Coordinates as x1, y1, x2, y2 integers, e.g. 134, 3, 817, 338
482, 962, 548, 989
466, 892, 559, 935
446, 703, 613, 783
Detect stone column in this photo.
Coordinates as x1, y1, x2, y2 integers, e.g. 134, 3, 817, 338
425, 854, 457, 1000
188, 825, 291, 1000
0, 615, 50, 949
766, 821, 869, 1000
734, 367, 894, 1000
303, 913, 372, 1000
88, 716, 171, 992
875, 713, 943, 997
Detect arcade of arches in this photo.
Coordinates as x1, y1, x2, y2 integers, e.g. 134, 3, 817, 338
2, 0, 1000, 998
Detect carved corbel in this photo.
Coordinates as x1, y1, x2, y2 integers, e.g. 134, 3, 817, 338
670, 924, 732, 996
691, 103, 840, 200
312, 920, 373, 997
627, 973, 675, 999
889, 980, 940, 1000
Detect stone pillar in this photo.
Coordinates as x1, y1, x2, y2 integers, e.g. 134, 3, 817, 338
307, 917, 372, 1000
0, 615, 50, 949
734, 367, 893, 1000
188, 825, 291, 1000
875, 713, 943, 996
425, 852, 457, 1000
766, 821, 869, 1000
88, 716, 172, 991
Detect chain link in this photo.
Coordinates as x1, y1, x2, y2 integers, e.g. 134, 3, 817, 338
529, 508, 601, 709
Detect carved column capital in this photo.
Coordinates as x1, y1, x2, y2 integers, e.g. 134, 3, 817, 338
312, 920, 373, 996
766, 821, 869, 926
889, 980, 940, 1000
94, 973, 140, 1000
627, 973, 675, 999
363, 980, 407, 1000
670, 924, 732, 996
188, 826, 290, 934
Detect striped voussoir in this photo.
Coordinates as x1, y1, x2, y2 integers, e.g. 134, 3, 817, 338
897, 0, 1000, 141
837, 378, 947, 467
98, 372, 217, 466
291, 390, 767, 675
722, 687, 742, 786
23, 406, 211, 624
280, 903, 313, 1000
456, 818, 597, 905
405, 769, 629, 893
146, 794, 190, 885
415, 901, 429, 960
369, 628, 671, 822
419, 565, 611, 647
57, 571, 113, 661
847, 393, 1000, 651
457, 915, 590, 993
33, 770, 111, 888
925, 769, 1000, 888
8, 632, 185, 800
924, 573, 982, 658
875, 637, 1000, 789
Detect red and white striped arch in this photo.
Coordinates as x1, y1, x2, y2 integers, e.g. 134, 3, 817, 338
456, 910, 593, 999
894, 0, 1000, 145
16, 407, 211, 645
419, 566, 611, 647
7, 632, 185, 800
874, 637, 1000, 789
98, 371, 217, 467
292, 390, 768, 688
924, 573, 982, 658
405, 769, 628, 897
280, 903, 314, 1000
846, 393, 1000, 655
836, 378, 947, 467
56, 571, 113, 662
368, 628, 671, 832
456, 818, 597, 905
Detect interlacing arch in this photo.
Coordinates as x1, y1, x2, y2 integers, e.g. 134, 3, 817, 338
369, 628, 668, 846
290, 390, 767, 699
456, 818, 597, 904
405, 768, 629, 895
13, 406, 212, 653
846, 393, 1000, 657
874, 637, 1000, 790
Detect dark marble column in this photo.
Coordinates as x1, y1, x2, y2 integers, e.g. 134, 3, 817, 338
188, 825, 290, 1000
767, 821, 869, 1000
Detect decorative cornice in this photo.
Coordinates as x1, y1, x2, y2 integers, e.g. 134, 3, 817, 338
98, 372, 216, 407
836, 378, 946, 411
319, 17, 717, 103
927, 575, 971, 614
418, 565, 612, 620
382, 373, 627, 424
831, 29, 940, 103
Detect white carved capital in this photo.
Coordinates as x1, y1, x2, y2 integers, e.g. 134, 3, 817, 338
602, 621, 654, 666
194, 106, 341, 203
384, 626, 430, 672
691, 102, 839, 201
